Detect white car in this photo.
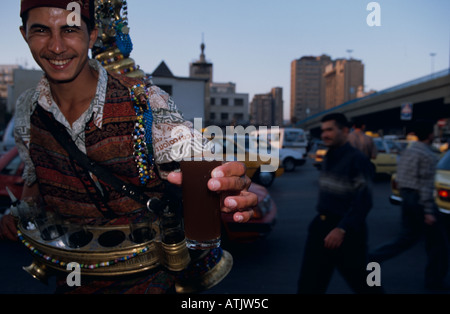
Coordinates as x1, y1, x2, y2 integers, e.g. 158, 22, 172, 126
251, 127, 308, 172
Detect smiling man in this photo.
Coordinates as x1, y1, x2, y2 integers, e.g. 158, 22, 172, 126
0, 0, 256, 294
20, 2, 98, 126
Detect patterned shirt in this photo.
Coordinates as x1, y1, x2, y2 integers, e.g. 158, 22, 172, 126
396, 141, 438, 214
14, 59, 203, 186
318, 142, 373, 232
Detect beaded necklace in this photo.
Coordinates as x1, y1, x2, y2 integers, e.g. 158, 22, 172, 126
17, 230, 150, 270
130, 84, 156, 185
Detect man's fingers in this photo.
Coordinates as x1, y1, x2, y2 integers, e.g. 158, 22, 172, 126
232, 210, 254, 223
212, 161, 247, 179
208, 174, 250, 192
167, 171, 182, 186
222, 190, 258, 213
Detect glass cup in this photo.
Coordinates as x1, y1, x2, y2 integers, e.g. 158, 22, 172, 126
63, 220, 93, 249
34, 210, 65, 241
179, 158, 223, 250
129, 215, 155, 244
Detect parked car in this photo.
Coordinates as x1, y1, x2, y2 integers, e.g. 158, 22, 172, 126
434, 152, 450, 214
313, 137, 399, 176
221, 182, 277, 243
371, 137, 401, 177
313, 142, 327, 170
0, 146, 278, 243
251, 128, 308, 172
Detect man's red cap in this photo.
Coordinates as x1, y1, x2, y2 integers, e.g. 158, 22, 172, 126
20, 0, 93, 22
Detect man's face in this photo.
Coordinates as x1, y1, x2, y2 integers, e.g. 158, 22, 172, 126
20, 7, 97, 84
321, 120, 349, 148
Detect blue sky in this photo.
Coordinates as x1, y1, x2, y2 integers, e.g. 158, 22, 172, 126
1, 0, 449, 120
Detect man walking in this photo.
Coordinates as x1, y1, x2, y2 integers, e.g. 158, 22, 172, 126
369, 122, 449, 291
297, 113, 382, 294
348, 119, 377, 160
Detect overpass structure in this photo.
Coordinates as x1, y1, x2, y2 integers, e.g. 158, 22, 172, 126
297, 69, 450, 138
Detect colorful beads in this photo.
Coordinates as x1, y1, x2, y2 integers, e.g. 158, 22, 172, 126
131, 84, 156, 185
117, 65, 139, 75
17, 230, 150, 270
101, 54, 124, 66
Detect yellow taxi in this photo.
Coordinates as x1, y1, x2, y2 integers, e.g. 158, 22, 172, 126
390, 149, 450, 213
313, 143, 327, 170
434, 151, 450, 213
313, 137, 400, 176
372, 137, 400, 176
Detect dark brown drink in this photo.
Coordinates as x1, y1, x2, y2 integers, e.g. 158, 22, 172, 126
180, 159, 222, 249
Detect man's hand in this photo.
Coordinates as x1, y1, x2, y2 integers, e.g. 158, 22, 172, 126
0, 215, 18, 242
324, 228, 345, 250
424, 213, 436, 226
167, 161, 257, 223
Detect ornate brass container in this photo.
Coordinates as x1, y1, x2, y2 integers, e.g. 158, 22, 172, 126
19, 222, 190, 281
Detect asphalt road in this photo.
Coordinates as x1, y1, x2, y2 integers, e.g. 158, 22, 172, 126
0, 159, 448, 295
206, 159, 449, 295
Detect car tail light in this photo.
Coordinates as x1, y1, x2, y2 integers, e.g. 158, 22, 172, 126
391, 178, 398, 191
438, 189, 450, 201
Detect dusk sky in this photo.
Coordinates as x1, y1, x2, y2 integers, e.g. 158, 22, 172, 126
1, 0, 449, 120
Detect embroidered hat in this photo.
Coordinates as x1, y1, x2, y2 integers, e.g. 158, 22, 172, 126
20, 0, 94, 22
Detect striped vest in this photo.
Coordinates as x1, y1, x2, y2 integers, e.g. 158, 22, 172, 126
29, 73, 165, 219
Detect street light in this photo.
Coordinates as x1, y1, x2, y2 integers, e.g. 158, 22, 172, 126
430, 52, 436, 75
346, 49, 353, 60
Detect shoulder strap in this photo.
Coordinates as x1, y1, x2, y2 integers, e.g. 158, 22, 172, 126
36, 107, 163, 213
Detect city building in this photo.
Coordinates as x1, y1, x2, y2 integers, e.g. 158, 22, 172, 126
250, 87, 284, 127
1, 67, 43, 130
189, 41, 213, 125
0, 65, 21, 129
149, 61, 207, 123
290, 55, 365, 123
290, 55, 332, 123
7, 68, 43, 112
189, 41, 249, 127
324, 58, 364, 110
209, 82, 249, 127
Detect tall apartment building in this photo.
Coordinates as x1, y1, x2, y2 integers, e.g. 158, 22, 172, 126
324, 58, 364, 110
290, 55, 332, 122
250, 87, 284, 127
0, 65, 20, 99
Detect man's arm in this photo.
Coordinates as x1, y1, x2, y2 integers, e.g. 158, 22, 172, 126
0, 183, 40, 241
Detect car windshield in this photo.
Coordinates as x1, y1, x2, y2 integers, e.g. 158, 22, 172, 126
284, 131, 306, 143
385, 139, 400, 153
437, 151, 450, 171
373, 139, 386, 153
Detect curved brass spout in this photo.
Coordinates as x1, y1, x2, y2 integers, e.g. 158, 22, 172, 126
23, 260, 51, 285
